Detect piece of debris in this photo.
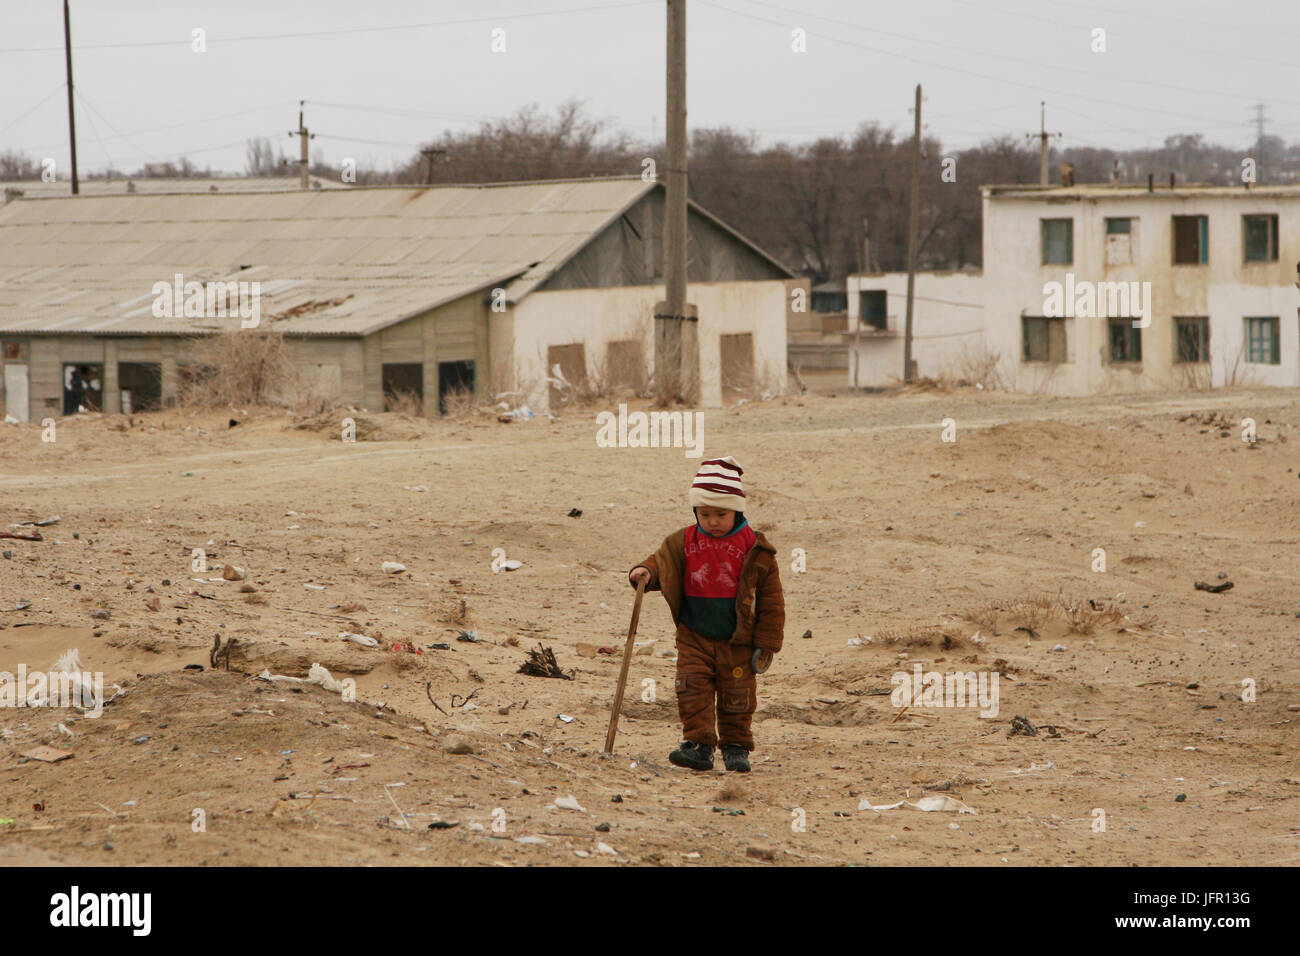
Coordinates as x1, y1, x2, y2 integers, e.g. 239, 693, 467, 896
339, 632, 378, 647
554, 795, 586, 812
456, 629, 480, 643
382, 562, 406, 574
567, 508, 582, 518
1175, 793, 1187, 802
22, 746, 73, 763
144, 597, 160, 612
746, 844, 777, 861
89, 609, 110, 620
596, 842, 618, 855
0, 531, 41, 541
910, 795, 976, 814
518, 644, 574, 680
443, 735, 475, 755
802, 629, 812, 639
222, 564, 245, 581
501, 559, 523, 572
557, 714, 576, 723
1194, 580, 1233, 593
514, 835, 547, 845
1008, 715, 1039, 737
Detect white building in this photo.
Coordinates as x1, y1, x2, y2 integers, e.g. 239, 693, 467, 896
846, 182, 1300, 392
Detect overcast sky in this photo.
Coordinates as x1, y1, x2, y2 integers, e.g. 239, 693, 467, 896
3, 0, 1298, 177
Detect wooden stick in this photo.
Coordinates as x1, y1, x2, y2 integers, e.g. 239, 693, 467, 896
604, 579, 646, 754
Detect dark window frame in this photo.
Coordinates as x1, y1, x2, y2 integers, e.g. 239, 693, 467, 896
1174, 317, 1210, 364
1041, 218, 1074, 265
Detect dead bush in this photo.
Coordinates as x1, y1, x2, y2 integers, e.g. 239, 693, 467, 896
384, 386, 423, 417
441, 384, 479, 420
178, 331, 301, 408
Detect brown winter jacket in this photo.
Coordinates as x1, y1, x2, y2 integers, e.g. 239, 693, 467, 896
628, 527, 785, 653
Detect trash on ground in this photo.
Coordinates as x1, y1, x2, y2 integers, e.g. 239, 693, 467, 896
518, 644, 574, 680
858, 798, 905, 812
1194, 580, 1233, 593
910, 795, 977, 814
554, 795, 586, 812
22, 746, 73, 763
382, 562, 406, 574
339, 632, 379, 647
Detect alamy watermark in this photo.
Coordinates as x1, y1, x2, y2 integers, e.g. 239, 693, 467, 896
0, 663, 104, 717
152, 273, 261, 328
1042, 272, 1150, 328
595, 403, 703, 458
891, 663, 999, 717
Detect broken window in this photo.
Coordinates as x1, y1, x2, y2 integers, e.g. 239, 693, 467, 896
438, 360, 475, 415
1173, 215, 1208, 264
1174, 318, 1209, 364
382, 363, 423, 413
63, 363, 103, 414
2, 340, 25, 361
118, 362, 161, 412
1242, 214, 1278, 262
1105, 217, 1134, 266
859, 290, 888, 330
1022, 316, 1067, 362
1041, 219, 1073, 265
1108, 320, 1142, 363
1245, 317, 1279, 364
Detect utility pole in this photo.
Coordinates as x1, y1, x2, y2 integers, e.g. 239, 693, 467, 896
655, 0, 698, 404
1025, 101, 1061, 187
420, 147, 445, 185
63, 0, 79, 195
289, 101, 314, 189
903, 84, 921, 385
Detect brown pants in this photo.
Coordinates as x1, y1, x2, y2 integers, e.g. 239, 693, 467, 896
674, 624, 757, 751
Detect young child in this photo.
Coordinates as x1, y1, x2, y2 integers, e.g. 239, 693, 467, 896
627, 456, 785, 772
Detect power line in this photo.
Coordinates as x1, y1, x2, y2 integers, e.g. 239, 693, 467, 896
0, 84, 65, 137
0, 0, 658, 54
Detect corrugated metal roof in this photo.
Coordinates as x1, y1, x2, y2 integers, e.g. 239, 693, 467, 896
1, 176, 347, 201
0, 178, 658, 336
983, 183, 1300, 199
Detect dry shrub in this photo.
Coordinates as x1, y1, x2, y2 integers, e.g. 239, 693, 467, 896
951, 346, 1010, 391
384, 386, 423, 417
1001, 594, 1054, 632
1059, 598, 1125, 636
441, 384, 479, 420
879, 625, 966, 649
179, 331, 301, 408
965, 593, 1153, 637
962, 601, 1001, 631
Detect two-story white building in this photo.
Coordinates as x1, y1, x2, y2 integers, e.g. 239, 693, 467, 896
846, 182, 1300, 392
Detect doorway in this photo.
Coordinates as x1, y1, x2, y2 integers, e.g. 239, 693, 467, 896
438, 359, 475, 415
382, 363, 423, 414
117, 362, 161, 412
63, 363, 104, 414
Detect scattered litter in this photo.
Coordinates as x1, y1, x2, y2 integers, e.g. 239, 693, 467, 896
255, 668, 306, 683
23, 746, 72, 763
403, 486, 429, 493
576, 643, 598, 658
858, 798, 905, 812
339, 632, 379, 647
501, 559, 523, 572
1009, 761, 1056, 775
456, 629, 480, 643
515, 835, 547, 845
1008, 715, 1039, 737
910, 795, 977, 814
634, 640, 655, 656
554, 795, 586, 812
307, 663, 345, 693
802, 629, 812, 639
567, 508, 582, 518
1194, 580, 1233, 594
1050, 644, 1067, 652
712, 806, 745, 816
382, 562, 406, 574
304, 584, 326, 591
443, 735, 475, 755
56, 723, 73, 737
518, 644, 574, 680
557, 714, 575, 723
596, 842, 618, 855
846, 637, 870, 647
221, 564, 245, 581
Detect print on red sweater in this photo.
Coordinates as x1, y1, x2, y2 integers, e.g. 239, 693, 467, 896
680, 520, 756, 638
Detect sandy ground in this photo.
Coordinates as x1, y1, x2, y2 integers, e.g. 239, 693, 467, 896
0, 383, 1297, 867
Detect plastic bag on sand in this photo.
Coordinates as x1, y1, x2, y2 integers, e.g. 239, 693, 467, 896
339, 632, 379, 647
859, 798, 905, 812
553, 795, 586, 812
308, 663, 344, 693
909, 795, 977, 814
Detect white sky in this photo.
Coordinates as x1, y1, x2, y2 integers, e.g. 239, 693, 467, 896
2, 0, 1298, 177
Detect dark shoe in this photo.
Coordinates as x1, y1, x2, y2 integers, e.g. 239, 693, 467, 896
721, 745, 751, 773
669, 741, 715, 770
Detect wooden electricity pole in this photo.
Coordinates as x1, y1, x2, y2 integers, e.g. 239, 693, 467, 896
655, 0, 698, 404
63, 0, 79, 195
903, 84, 921, 385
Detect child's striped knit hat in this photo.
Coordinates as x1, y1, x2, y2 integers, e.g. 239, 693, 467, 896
689, 456, 745, 511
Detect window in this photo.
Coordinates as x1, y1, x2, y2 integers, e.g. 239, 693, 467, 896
1244, 317, 1280, 364
1022, 316, 1067, 362
1174, 318, 1210, 363
1105, 217, 1135, 265
1108, 320, 1142, 363
2, 341, 25, 361
859, 290, 888, 330
1243, 214, 1278, 262
1041, 219, 1073, 265
1173, 215, 1208, 264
